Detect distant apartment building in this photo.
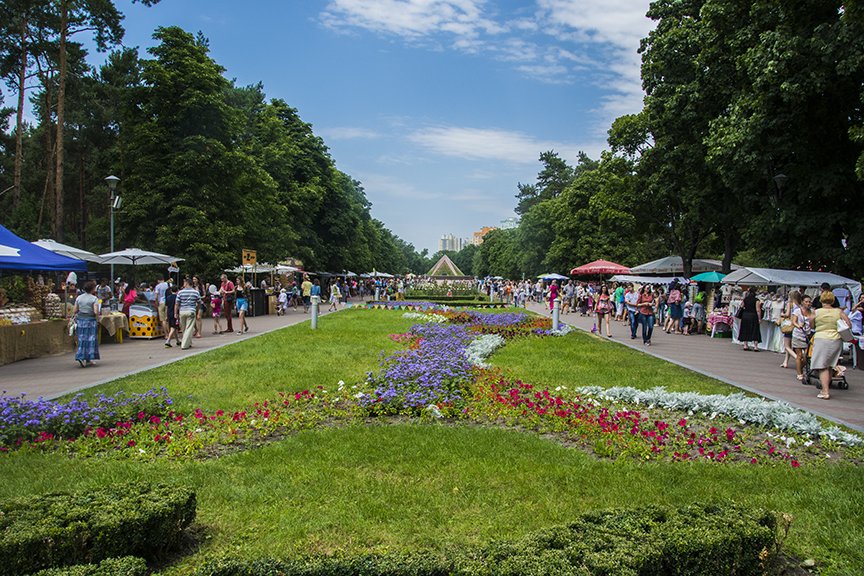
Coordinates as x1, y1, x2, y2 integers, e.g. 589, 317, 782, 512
472, 226, 497, 245
438, 233, 470, 252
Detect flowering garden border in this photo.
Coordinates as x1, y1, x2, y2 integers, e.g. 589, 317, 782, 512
0, 309, 861, 467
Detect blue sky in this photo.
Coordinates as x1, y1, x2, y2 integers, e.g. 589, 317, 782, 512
109, 0, 654, 253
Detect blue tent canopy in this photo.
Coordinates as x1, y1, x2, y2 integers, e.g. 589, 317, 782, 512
0, 224, 87, 271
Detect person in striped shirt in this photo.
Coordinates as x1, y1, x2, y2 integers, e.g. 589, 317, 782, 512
175, 277, 202, 350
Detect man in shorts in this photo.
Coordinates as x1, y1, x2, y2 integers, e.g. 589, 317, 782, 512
614, 282, 625, 322
154, 276, 169, 335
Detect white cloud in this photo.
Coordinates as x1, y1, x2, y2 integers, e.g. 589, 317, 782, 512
319, 126, 383, 140
321, 0, 500, 40
320, 0, 654, 125
407, 125, 603, 164
537, 0, 653, 123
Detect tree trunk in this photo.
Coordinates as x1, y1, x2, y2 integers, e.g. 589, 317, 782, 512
13, 17, 27, 210
79, 154, 85, 244
53, 1, 68, 241
37, 86, 55, 236
722, 230, 737, 274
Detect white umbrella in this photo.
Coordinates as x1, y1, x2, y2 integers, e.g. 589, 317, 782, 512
0, 244, 20, 257
99, 248, 183, 266
274, 264, 302, 274
33, 239, 103, 263
540, 273, 569, 280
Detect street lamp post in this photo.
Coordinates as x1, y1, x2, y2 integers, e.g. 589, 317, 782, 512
105, 175, 121, 284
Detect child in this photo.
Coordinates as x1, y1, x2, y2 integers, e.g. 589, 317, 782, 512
210, 285, 222, 334
328, 282, 341, 312
277, 288, 288, 316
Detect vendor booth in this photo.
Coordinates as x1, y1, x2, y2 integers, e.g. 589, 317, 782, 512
631, 256, 739, 275
610, 275, 688, 285
0, 225, 86, 365
721, 267, 862, 352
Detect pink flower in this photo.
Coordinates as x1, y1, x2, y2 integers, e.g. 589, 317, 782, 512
127, 440, 136, 447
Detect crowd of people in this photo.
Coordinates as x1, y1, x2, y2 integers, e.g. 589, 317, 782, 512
477, 276, 862, 401
70, 272, 438, 369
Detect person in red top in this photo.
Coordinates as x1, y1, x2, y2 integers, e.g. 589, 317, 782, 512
637, 285, 657, 346
219, 274, 235, 333
548, 281, 559, 312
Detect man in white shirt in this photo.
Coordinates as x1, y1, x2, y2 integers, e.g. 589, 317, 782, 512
153, 277, 169, 334
624, 284, 640, 339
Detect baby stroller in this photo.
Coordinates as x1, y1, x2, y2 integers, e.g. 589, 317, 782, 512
804, 340, 849, 390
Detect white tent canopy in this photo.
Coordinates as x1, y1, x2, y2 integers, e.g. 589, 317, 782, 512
226, 263, 274, 274
722, 267, 861, 300
33, 239, 104, 263
631, 256, 739, 275
610, 275, 688, 285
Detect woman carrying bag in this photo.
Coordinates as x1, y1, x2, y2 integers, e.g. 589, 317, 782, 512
810, 291, 852, 400
73, 280, 101, 367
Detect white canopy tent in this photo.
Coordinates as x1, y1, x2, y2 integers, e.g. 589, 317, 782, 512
225, 263, 274, 274
33, 239, 103, 263
631, 256, 739, 275
721, 267, 861, 301
610, 275, 688, 285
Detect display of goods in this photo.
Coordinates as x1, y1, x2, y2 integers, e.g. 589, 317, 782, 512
0, 306, 41, 325
43, 293, 63, 318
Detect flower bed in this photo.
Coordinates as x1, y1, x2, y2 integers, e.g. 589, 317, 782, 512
0, 310, 861, 466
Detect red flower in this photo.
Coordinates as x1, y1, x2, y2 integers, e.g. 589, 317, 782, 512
677, 418, 687, 427
750, 457, 758, 464
127, 440, 136, 447
791, 460, 800, 468
95, 428, 107, 439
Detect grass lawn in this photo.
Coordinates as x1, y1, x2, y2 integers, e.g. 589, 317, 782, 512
2, 308, 863, 575
71, 309, 415, 413
491, 329, 738, 395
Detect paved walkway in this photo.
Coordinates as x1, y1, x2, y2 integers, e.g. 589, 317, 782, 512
525, 301, 864, 432
0, 304, 344, 400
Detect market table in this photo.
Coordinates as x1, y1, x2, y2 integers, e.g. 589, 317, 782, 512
707, 313, 733, 337
98, 312, 129, 344
0, 320, 73, 367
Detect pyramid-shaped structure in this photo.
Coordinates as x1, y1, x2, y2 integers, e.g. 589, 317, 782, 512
427, 254, 464, 277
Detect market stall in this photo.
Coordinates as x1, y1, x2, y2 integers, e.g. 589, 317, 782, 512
610, 275, 688, 285
630, 256, 739, 275
0, 225, 85, 365
721, 267, 862, 352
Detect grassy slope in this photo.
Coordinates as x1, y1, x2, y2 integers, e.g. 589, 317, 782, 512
1, 309, 862, 574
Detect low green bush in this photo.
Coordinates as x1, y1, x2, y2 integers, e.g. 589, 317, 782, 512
30, 556, 148, 576
194, 503, 778, 576
0, 483, 196, 576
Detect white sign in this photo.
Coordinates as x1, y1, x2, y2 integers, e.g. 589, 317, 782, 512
167, 266, 179, 273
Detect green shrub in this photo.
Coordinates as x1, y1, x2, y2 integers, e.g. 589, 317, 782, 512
194, 503, 777, 576
30, 556, 148, 576
0, 483, 196, 576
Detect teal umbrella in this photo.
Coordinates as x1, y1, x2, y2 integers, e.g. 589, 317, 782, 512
690, 271, 726, 283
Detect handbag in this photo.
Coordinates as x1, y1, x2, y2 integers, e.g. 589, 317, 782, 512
837, 318, 854, 342
780, 318, 794, 335
67, 315, 77, 337
735, 307, 743, 320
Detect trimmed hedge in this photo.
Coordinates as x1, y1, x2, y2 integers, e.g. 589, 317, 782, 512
0, 483, 196, 576
31, 556, 148, 576
194, 503, 778, 576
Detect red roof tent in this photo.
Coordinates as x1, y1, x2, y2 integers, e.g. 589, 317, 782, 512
570, 259, 630, 275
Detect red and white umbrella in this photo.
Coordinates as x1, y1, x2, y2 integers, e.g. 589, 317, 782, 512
570, 259, 630, 275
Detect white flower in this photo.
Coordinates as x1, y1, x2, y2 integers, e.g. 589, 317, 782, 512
465, 334, 506, 368
425, 404, 443, 419
354, 392, 365, 399
573, 385, 863, 447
